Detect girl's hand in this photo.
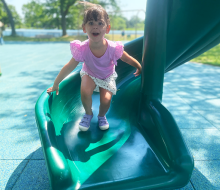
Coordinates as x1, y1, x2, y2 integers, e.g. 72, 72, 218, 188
120, 51, 142, 77
47, 84, 59, 95
134, 68, 142, 77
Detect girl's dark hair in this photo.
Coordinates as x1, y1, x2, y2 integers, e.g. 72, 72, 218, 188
79, 2, 110, 26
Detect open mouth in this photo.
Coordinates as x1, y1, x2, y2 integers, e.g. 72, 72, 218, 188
92, 33, 99, 37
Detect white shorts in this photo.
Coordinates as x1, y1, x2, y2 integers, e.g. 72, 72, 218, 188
80, 70, 118, 95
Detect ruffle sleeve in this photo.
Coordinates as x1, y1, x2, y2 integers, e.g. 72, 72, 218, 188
113, 41, 124, 65
70, 40, 84, 62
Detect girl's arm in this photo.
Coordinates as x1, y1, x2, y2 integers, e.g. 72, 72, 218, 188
120, 51, 142, 77
47, 57, 79, 95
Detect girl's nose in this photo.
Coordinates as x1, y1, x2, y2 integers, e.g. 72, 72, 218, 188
92, 23, 98, 28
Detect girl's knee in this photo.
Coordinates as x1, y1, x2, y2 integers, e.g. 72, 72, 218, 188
81, 76, 96, 97
81, 86, 93, 97
100, 88, 112, 105
100, 95, 111, 106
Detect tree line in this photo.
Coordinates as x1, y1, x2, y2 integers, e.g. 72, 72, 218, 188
0, 0, 144, 37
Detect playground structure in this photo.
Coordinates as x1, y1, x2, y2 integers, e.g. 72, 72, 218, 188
35, 0, 220, 189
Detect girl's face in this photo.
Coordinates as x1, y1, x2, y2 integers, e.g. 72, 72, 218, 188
83, 16, 110, 42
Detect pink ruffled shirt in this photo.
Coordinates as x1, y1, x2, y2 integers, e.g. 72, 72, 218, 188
70, 38, 124, 79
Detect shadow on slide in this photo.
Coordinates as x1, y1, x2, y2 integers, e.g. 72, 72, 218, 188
35, 38, 193, 190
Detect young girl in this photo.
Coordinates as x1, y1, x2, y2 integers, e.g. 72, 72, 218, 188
47, 2, 142, 132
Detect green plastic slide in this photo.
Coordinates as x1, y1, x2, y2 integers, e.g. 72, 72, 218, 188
35, 0, 220, 189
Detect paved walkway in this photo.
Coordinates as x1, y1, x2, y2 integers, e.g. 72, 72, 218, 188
0, 43, 219, 190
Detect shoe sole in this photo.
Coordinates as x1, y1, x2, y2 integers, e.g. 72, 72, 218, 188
99, 125, 109, 130
79, 125, 90, 131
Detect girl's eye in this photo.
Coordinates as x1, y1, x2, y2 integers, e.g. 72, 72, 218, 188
99, 22, 104, 25
89, 22, 93, 25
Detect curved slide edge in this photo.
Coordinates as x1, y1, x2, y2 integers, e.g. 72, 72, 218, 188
35, 93, 76, 190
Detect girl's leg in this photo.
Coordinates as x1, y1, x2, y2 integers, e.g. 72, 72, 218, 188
98, 87, 113, 116
81, 75, 96, 115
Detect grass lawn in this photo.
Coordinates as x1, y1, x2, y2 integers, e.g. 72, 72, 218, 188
191, 43, 220, 67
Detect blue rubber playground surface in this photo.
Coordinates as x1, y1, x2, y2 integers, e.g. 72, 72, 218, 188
0, 42, 220, 190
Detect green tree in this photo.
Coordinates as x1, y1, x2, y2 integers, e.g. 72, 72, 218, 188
109, 15, 126, 30
126, 15, 143, 28
0, 2, 7, 25
44, 0, 61, 29
66, 4, 80, 29
0, 0, 16, 36
22, 0, 50, 28
44, 0, 79, 30
8, 5, 22, 28
60, 0, 77, 35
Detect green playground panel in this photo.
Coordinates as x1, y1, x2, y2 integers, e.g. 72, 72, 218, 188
35, 0, 220, 189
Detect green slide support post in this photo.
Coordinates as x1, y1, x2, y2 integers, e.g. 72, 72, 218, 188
138, 0, 194, 188
35, 0, 220, 189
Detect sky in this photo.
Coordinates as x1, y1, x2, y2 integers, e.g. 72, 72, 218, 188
6, 0, 147, 20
